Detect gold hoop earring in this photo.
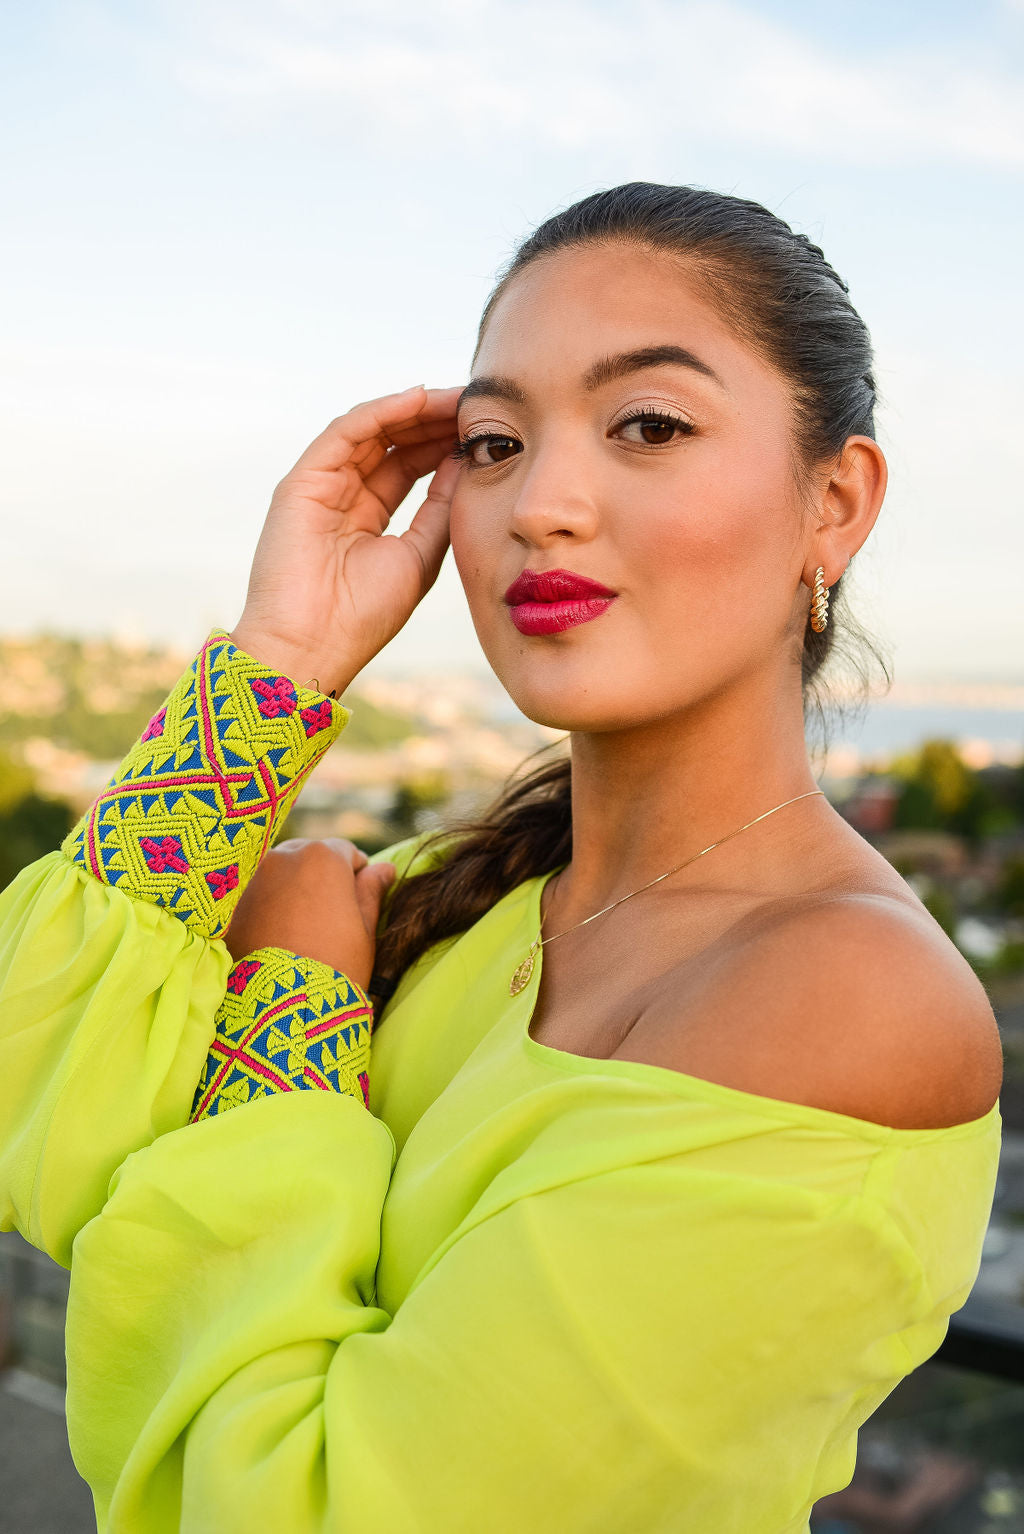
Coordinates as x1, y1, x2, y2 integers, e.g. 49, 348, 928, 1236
810, 566, 830, 632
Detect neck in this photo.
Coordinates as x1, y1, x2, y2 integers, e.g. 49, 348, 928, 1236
552, 664, 826, 925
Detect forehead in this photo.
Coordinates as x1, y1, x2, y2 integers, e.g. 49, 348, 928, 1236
474, 242, 765, 391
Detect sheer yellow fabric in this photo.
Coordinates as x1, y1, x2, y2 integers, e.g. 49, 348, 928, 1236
0, 831, 1002, 1531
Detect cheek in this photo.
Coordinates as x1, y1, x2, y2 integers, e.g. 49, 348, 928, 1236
620, 453, 795, 636
449, 489, 499, 610
647, 438, 794, 568
448, 490, 477, 579
626, 484, 747, 589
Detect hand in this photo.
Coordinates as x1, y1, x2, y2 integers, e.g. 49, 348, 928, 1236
223, 838, 396, 992
230, 384, 464, 696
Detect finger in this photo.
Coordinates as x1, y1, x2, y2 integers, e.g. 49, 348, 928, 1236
343, 412, 460, 484
320, 837, 367, 872
290, 386, 464, 477
354, 862, 396, 936
376, 412, 461, 450
344, 416, 458, 484
289, 387, 424, 476
400, 455, 458, 590
363, 434, 459, 516
280, 399, 461, 520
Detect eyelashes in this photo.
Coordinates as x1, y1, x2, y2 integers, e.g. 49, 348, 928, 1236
451, 407, 696, 467
616, 406, 696, 446
449, 432, 519, 464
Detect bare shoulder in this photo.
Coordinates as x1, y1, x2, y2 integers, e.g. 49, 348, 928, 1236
627, 891, 1004, 1131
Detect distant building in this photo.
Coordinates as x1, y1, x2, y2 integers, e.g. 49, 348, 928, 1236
872, 829, 969, 880
839, 776, 900, 835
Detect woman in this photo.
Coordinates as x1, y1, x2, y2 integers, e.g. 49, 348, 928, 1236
0, 183, 1004, 1532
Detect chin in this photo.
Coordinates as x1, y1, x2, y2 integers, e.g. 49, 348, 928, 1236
471, 612, 668, 733
488, 656, 641, 735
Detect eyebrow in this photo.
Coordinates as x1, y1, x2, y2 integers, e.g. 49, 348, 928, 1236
584, 345, 727, 393
457, 343, 727, 415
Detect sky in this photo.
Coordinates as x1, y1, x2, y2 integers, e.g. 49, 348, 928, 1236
2, 0, 1023, 684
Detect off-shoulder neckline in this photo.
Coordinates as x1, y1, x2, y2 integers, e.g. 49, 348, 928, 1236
516, 870, 1002, 1147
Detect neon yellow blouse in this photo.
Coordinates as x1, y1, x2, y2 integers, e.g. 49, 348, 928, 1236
0, 632, 1002, 1533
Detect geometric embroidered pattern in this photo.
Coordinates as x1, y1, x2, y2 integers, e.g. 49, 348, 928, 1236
189, 947, 373, 1122
61, 628, 350, 940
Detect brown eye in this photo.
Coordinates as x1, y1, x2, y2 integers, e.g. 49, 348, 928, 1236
615, 411, 694, 447
638, 419, 675, 444
456, 433, 523, 467
480, 436, 520, 464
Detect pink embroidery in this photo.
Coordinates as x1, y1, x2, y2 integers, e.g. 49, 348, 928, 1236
65, 629, 345, 945
300, 701, 333, 737
141, 707, 167, 742
139, 835, 189, 873
207, 864, 240, 900
250, 677, 297, 718
358, 1070, 370, 1108
227, 958, 262, 994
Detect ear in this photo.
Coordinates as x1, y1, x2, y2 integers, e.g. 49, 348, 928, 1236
803, 434, 888, 588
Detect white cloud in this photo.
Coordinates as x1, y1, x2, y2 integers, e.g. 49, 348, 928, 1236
172, 0, 1024, 168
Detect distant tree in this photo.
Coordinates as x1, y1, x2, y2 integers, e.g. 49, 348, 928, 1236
0, 749, 76, 891
891, 738, 970, 808
341, 696, 418, 752
386, 773, 451, 840
891, 775, 943, 832
920, 882, 957, 939
0, 794, 75, 890
950, 773, 1015, 842
916, 740, 974, 815
57, 698, 169, 760
1009, 757, 1024, 819
888, 739, 1002, 842
998, 854, 1024, 920
0, 749, 35, 815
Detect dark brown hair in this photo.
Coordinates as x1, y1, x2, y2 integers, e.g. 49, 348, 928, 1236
371, 181, 890, 1004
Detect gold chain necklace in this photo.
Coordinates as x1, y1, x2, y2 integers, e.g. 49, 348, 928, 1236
509, 788, 825, 996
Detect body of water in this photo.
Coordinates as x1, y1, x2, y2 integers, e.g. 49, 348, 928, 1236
817, 704, 1023, 771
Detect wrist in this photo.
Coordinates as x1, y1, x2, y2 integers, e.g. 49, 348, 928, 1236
190, 946, 373, 1122
63, 630, 351, 940
228, 624, 355, 699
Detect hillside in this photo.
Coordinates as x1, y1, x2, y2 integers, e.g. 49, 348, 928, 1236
0, 633, 413, 757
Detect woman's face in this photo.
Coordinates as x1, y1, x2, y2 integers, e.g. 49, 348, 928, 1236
449, 242, 818, 732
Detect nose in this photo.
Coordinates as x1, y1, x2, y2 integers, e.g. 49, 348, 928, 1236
507, 444, 599, 550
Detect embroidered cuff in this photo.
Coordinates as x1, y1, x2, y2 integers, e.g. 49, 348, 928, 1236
189, 948, 373, 1122
61, 628, 350, 939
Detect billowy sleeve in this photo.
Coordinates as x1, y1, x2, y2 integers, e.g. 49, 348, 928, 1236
62, 1101, 944, 1533
0, 627, 372, 1266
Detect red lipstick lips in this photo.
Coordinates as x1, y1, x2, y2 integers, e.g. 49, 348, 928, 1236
503, 568, 617, 636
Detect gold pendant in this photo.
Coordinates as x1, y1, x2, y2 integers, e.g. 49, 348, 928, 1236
509, 940, 539, 996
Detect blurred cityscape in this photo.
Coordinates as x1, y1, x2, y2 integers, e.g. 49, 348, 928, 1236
1, 631, 1024, 1530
